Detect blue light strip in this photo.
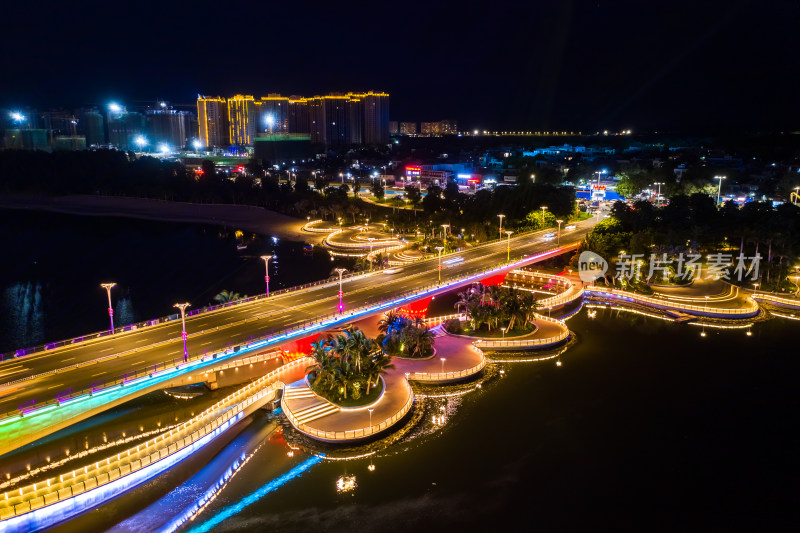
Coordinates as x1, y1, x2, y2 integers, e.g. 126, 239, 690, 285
184, 456, 323, 533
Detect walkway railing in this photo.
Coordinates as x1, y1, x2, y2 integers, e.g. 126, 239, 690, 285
0, 358, 308, 522
283, 378, 414, 441
407, 347, 488, 382
504, 270, 584, 309
585, 287, 759, 316
471, 313, 570, 350
752, 293, 800, 308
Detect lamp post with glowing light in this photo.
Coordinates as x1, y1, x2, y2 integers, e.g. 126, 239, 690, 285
101, 283, 116, 333
335, 268, 346, 313
440, 357, 446, 374
435, 246, 444, 283
260, 255, 272, 295
134, 135, 148, 153
715, 175, 726, 206
497, 214, 505, 239
540, 206, 548, 226
174, 303, 190, 362
505, 230, 513, 262
556, 219, 563, 245
368, 238, 375, 271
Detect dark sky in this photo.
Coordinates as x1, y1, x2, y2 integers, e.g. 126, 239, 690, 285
1, 0, 797, 133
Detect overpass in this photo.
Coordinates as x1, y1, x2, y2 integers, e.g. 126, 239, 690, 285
0, 218, 598, 456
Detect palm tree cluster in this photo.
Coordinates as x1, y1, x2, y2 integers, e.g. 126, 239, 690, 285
377, 311, 436, 358
307, 326, 394, 403
213, 289, 243, 304
455, 284, 539, 334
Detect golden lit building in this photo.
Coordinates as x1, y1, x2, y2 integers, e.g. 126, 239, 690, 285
227, 95, 257, 146
196, 96, 228, 148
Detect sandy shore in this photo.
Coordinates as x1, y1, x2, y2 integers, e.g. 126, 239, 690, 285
0, 194, 314, 242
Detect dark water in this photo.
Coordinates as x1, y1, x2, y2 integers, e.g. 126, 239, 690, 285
0, 210, 350, 353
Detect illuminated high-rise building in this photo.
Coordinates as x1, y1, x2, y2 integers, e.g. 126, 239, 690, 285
420, 120, 458, 136
257, 95, 290, 133
196, 96, 228, 148
227, 95, 257, 146
350, 91, 389, 144
288, 97, 310, 134
146, 106, 189, 150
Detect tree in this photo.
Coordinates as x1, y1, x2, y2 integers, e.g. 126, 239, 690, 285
404, 185, 422, 206
371, 180, 385, 199
213, 290, 242, 304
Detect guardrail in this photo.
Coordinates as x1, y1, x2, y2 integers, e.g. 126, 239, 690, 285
0, 237, 584, 425
586, 287, 760, 316
0, 358, 309, 522
470, 312, 570, 350
752, 293, 800, 308
408, 347, 488, 382
283, 378, 414, 441
504, 270, 584, 309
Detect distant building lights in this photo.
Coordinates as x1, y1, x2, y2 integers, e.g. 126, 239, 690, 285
108, 102, 123, 114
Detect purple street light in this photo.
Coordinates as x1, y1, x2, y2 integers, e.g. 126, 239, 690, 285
335, 268, 347, 314
174, 302, 190, 362
260, 255, 273, 295
101, 283, 116, 333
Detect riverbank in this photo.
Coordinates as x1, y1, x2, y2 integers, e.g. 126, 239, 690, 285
0, 194, 311, 242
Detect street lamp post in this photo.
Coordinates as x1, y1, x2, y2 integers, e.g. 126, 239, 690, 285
556, 219, 563, 245
505, 230, 513, 262
435, 246, 444, 283
715, 175, 726, 206
497, 214, 505, 239
367, 238, 375, 271
440, 357, 446, 374
335, 268, 346, 314
174, 302, 190, 362
368, 407, 374, 428
101, 283, 116, 333
260, 255, 272, 295
540, 206, 548, 226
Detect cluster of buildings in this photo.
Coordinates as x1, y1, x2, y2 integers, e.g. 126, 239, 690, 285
1, 91, 390, 154
389, 120, 458, 136
197, 92, 390, 148
2, 103, 197, 153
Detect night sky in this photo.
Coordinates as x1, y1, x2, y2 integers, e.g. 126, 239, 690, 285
1, 0, 797, 133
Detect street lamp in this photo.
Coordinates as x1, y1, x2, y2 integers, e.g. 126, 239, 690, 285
505, 230, 513, 262
440, 357, 446, 373
174, 302, 190, 362
497, 214, 505, 239
556, 219, 563, 245
260, 255, 272, 295
100, 283, 116, 333
134, 135, 148, 153
192, 139, 201, 153
367, 238, 375, 271
335, 268, 347, 313
715, 175, 726, 206
368, 407, 374, 428
435, 246, 444, 283
540, 206, 548, 226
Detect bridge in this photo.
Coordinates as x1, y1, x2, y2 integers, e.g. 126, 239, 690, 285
0, 218, 598, 457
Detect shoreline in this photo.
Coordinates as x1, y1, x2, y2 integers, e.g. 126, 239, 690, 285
0, 194, 313, 242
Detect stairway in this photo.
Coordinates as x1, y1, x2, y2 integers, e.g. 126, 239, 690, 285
283, 385, 340, 424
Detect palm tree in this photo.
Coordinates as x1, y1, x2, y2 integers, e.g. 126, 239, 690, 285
213, 289, 242, 304
410, 325, 435, 357
366, 352, 395, 394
